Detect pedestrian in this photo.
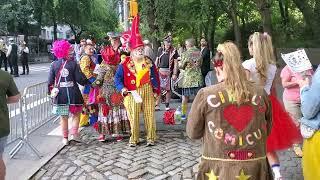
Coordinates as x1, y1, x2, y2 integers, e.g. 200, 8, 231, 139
48, 40, 88, 145
200, 38, 211, 86
280, 64, 313, 157
93, 32, 130, 142
298, 65, 320, 180
187, 41, 273, 180
0, 39, 8, 72
177, 42, 186, 57
79, 43, 99, 126
243, 32, 302, 179
154, 38, 179, 111
143, 39, 155, 62
19, 41, 30, 75
114, 15, 160, 147
178, 38, 203, 120
0, 69, 20, 179
6, 38, 19, 77
76, 39, 86, 63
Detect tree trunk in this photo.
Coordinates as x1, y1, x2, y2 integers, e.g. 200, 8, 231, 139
278, 0, 290, 38
23, 22, 29, 44
229, 1, 242, 49
278, 0, 286, 24
144, 0, 159, 53
208, 23, 216, 52
203, 22, 209, 40
292, 0, 318, 36
207, 12, 218, 51
255, 0, 272, 34
53, 20, 58, 40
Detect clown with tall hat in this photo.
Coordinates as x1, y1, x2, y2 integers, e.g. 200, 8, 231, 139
93, 31, 131, 142
114, 15, 160, 147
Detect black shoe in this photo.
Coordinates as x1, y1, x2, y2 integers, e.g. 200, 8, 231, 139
20, 73, 25, 75
165, 103, 170, 111
13, 74, 19, 77
10, 72, 13, 75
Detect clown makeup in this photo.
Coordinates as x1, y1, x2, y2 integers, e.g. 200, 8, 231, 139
84, 45, 95, 56
132, 46, 145, 59
111, 37, 120, 48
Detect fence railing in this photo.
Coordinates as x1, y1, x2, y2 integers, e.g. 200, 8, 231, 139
7, 101, 23, 145
7, 82, 58, 159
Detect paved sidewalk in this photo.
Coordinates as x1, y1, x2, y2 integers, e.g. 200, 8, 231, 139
31, 126, 303, 180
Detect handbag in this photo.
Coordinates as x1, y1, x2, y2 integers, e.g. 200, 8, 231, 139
50, 61, 67, 98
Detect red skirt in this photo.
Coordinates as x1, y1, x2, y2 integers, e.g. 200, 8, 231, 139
266, 95, 302, 152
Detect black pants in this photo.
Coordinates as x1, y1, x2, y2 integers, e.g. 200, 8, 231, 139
9, 56, 18, 75
0, 56, 8, 71
21, 54, 29, 74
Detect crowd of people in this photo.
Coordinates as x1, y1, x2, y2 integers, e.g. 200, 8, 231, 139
0, 38, 30, 77
187, 32, 319, 180
46, 15, 320, 179
0, 13, 317, 180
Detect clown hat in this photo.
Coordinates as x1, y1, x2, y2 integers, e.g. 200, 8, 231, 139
128, 15, 144, 50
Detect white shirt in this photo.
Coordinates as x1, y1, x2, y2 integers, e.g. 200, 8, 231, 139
24, 47, 29, 53
242, 58, 277, 95
6, 44, 12, 57
20, 46, 29, 54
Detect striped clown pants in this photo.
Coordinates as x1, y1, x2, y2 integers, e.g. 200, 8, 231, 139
124, 84, 157, 144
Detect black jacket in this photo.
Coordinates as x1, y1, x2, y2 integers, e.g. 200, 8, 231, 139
201, 47, 211, 77
48, 59, 88, 105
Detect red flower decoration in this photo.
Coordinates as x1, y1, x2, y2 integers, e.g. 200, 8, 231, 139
213, 51, 224, 67
213, 59, 223, 67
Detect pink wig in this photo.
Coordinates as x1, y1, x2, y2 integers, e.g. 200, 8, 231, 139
52, 40, 71, 59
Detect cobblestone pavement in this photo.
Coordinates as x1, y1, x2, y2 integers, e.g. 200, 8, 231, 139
32, 127, 303, 180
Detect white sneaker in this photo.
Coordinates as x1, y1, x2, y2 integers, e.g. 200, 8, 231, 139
62, 138, 69, 146
165, 107, 170, 111
155, 105, 160, 111
70, 134, 81, 142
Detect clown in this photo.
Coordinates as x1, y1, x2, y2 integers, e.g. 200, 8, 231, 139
93, 32, 131, 142
114, 15, 160, 147
79, 43, 99, 126
48, 40, 88, 145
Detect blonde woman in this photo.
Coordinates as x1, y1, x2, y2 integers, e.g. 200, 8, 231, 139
187, 41, 273, 179
243, 32, 302, 180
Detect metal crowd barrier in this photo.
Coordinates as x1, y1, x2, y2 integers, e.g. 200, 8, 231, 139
7, 101, 23, 145
7, 82, 58, 159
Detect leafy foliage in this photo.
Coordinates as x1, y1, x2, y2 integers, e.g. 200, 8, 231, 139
1, 0, 118, 41
138, 0, 320, 48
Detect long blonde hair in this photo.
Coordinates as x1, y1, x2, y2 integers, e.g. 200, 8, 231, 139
249, 32, 276, 84
217, 42, 253, 104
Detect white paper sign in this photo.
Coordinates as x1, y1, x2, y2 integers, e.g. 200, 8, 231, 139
129, 90, 143, 103
281, 49, 312, 73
